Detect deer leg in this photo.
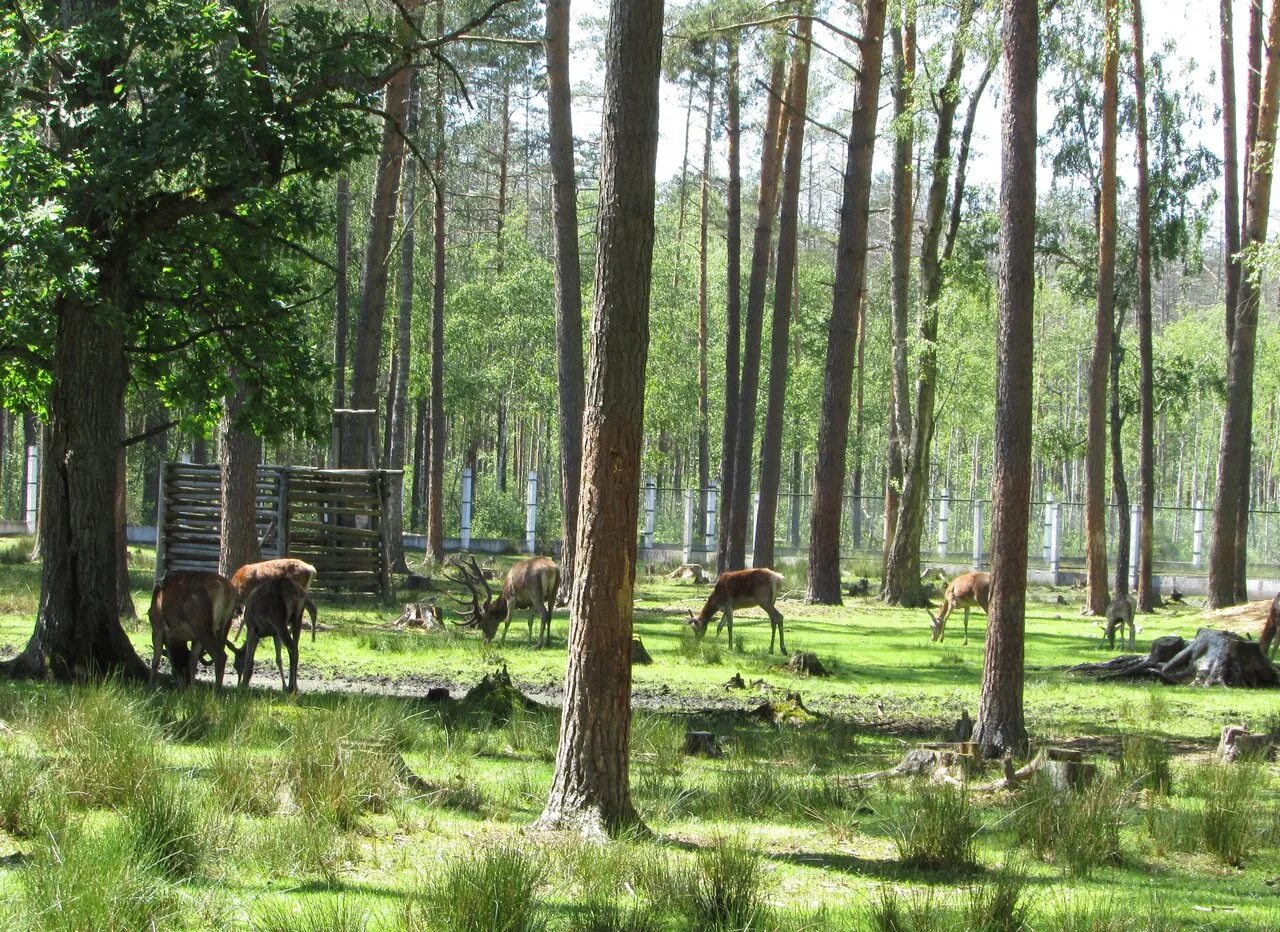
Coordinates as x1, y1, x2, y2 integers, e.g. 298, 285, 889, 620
285, 628, 299, 694
185, 641, 199, 687
150, 630, 163, 683
240, 628, 259, 689
273, 634, 286, 691
539, 599, 553, 649
211, 639, 227, 691
962, 607, 970, 646
768, 605, 786, 655
716, 606, 733, 647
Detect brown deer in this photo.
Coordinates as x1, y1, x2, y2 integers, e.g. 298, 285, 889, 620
449, 554, 561, 648
1261, 592, 1280, 661
1101, 592, 1137, 650
229, 558, 318, 640
925, 571, 990, 645
686, 568, 787, 654
148, 571, 238, 688
226, 576, 311, 693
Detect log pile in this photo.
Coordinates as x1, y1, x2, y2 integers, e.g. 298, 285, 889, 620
1068, 629, 1279, 687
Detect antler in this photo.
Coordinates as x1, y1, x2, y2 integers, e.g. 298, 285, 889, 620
446, 555, 494, 626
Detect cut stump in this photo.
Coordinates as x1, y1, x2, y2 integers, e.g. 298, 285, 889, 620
683, 730, 724, 758
1069, 629, 1279, 687
786, 651, 828, 677
395, 602, 445, 631
631, 637, 653, 665
1218, 725, 1276, 762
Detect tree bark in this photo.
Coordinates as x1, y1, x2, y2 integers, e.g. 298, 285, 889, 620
1133, 0, 1155, 611
547, 0, 585, 599
1210, 0, 1280, 607
426, 0, 447, 563
219, 385, 263, 577
972, 0, 1037, 759
884, 0, 974, 606
805, 0, 887, 603
410, 394, 427, 532
116, 408, 135, 621
726, 53, 787, 570
535, 0, 663, 838
1109, 317, 1130, 596
1083, 0, 1119, 617
755, 18, 811, 570
716, 38, 743, 575
851, 293, 867, 548
331, 175, 350, 465
697, 60, 717, 556
342, 5, 419, 468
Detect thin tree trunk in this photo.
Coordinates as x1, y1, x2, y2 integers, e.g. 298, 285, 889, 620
755, 17, 811, 570
116, 408, 135, 621
496, 79, 511, 269
716, 38, 743, 575
1084, 0, 1119, 617
1133, 0, 1156, 611
726, 54, 787, 570
1109, 317, 1130, 596
425, 0, 446, 563
547, 0, 585, 599
972, 0, 1037, 759
805, 0, 887, 603
697, 60, 716, 554
851, 292, 867, 549
944, 57, 996, 261
410, 394, 427, 531
331, 175, 350, 465
535, 0, 663, 838
219, 384, 263, 577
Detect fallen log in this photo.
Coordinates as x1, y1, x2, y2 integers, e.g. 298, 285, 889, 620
683, 731, 725, 758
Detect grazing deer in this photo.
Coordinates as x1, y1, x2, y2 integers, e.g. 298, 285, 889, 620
925, 572, 990, 645
148, 571, 238, 688
1261, 593, 1280, 661
448, 554, 561, 648
230, 558, 318, 641
686, 568, 787, 655
1101, 592, 1137, 650
226, 577, 311, 692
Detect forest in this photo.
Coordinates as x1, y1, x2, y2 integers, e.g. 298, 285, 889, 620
1, 0, 1280, 928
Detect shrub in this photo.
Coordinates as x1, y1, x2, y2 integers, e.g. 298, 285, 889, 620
891, 782, 977, 870
406, 843, 545, 932
1119, 737, 1172, 794
124, 774, 210, 880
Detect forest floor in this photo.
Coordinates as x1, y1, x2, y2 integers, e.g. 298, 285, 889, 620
0, 541, 1277, 929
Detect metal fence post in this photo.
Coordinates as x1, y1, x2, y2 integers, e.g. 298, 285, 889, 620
1129, 504, 1139, 589
24, 443, 38, 534
1050, 499, 1061, 578
461, 466, 473, 550
1042, 495, 1053, 563
704, 482, 717, 555
683, 488, 694, 563
1192, 499, 1204, 569
972, 498, 983, 569
525, 470, 538, 554
751, 492, 760, 552
938, 489, 950, 557
643, 477, 656, 555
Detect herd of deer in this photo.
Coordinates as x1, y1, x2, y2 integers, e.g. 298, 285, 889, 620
148, 550, 1280, 690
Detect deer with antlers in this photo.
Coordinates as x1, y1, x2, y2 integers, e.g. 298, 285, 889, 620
925, 571, 990, 645
148, 571, 238, 688
448, 554, 561, 648
686, 567, 787, 655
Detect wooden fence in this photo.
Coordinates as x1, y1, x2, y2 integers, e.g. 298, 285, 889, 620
155, 463, 392, 594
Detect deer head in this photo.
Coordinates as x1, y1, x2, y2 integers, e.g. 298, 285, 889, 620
447, 555, 502, 641
924, 609, 945, 642
685, 608, 709, 640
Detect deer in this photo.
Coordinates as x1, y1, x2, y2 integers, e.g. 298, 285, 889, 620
229, 558, 318, 641
925, 571, 990, 645
1260, 593, 1280, 662
148, 571, 238, 689
685, 567, 787, 655
1101, 592, 1137, 650
226, 576, 311, 692
448, 554, 561, 648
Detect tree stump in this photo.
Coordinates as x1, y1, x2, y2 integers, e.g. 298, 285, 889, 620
461, 665, 539, 721
667, 563, 707, 583
683, 730, 724, 758
844, 744, 981, 786
724, 671, 746, 690
752, 690, 818, 725
1069, 629, 1279, 687
1218, 725, 1275, 762
630, 637, 653, 665
396, 602, 445, 631
425, 687, 450, 702
954, 709, 973, 742
846, 577, 870, 597
786, 651, 828, 677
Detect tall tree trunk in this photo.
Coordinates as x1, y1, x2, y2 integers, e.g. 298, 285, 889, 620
883, 11, 916, 581
342, 5, 419, 468
385, 69, 420, 575
716, 38, 743, 575
410, 394, 427, 531
884, 0, 974, 606
535, 0, 663, 838
547, 0, 585, 599
496, 79, 511, 269
755, 18, 811, 570
116, 409, 135, 620
331, 175, 350, 465
697, 61, 717, 556
219, 385, 263, 577
426, 0, 447, 563
1210, 0, 1280, 607
1133, 0, 1156, 611
1109, 319, 1130, 595
971, 0, 1037, 759
805, 0, 887, 603
726, 54, 787, 570
1084, 0, 1119, 617
851, 293, 867, 549
944, 57, 996, 261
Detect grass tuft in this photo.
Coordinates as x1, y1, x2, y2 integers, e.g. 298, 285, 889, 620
674, 837, 772, 930
1012, 774, 1124, 876
254, 895, 378, 931
1118, 736, 1172, 794
965, 862, 1032, 932
406, 842, 545, 932
43, 682, 162, 808
891, 781, 976, 870
124, 772, 212, 880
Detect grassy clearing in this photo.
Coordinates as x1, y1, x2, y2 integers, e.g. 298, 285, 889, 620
0, 552, 1277, 927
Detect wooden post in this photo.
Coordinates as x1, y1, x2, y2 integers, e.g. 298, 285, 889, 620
1129, 503, 1139, 589
461, 466, 473, 550
1051, 499, 1061, 579
938, 488, 950, 556
526, 470, 538, 554
751, 492, 760, 555
374, 471, 390, 597
643, 477, 656, 556
1042, 495, 1053, 563
154, 461, 168, 583
972, 497, 983, 569
275, 468, 290, 558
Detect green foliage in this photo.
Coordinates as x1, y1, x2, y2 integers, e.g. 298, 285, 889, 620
406, 843, 546, 932
890, 781, 977, 870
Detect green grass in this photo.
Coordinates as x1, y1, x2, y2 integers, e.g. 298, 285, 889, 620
0, 551, 1277, 928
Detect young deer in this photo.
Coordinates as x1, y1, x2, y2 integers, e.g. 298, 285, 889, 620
1101, 592, 1137, 650
925, 571, 990, 645
448, 554, 561, 648
227, 576, 313, 693
686, 568, 787, 655
1260, 592, 1279, 661
148, 571, 238, 688
229, 558, 318, 641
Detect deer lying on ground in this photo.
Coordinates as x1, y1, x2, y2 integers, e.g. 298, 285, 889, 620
148, 571, 238, 688
226, 576, 310, 692
686, 567, 787, 655
230, 558, 318, 640
1101, 592, 1137, 650
1260, 593, 1280, 661
449, 554, 561, 648
925, 571, 990, 645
